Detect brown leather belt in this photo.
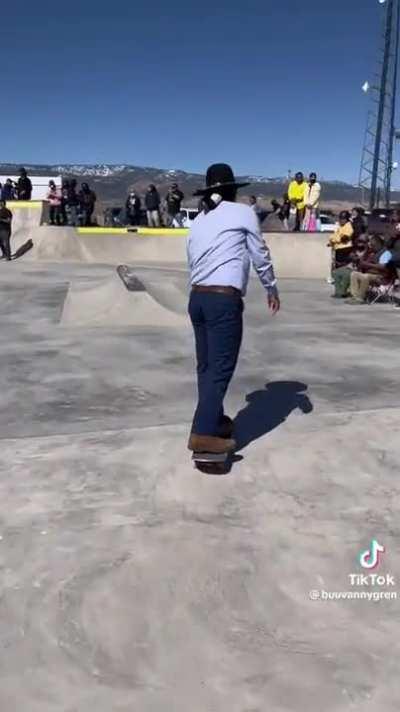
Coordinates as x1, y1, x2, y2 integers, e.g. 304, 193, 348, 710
192, 285, 242, 296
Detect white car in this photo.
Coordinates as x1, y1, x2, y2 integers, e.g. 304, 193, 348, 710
319, 214, 338, 233
173, 207, 199, 228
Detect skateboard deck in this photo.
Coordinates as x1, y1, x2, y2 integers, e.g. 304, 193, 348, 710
116, 265, 146, 292
192, 451, 228, 475
12, 239, 33, 260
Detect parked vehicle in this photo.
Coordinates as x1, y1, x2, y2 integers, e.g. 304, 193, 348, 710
319, 213, 338, 233
173, 207, 199, 228
104, 206, 147, 227
367, 208, 395, 238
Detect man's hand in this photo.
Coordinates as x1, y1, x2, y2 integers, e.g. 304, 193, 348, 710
268, 292, 280, 315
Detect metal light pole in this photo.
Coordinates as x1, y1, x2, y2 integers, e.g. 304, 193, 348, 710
370, 0, 394, 209
385, 0, 400, 204
359, 0, 400, 209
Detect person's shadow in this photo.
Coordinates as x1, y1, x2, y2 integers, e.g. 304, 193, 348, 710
233, 381, 313, 452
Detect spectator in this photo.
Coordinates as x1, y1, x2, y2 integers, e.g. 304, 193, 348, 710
388, 234, 400, 265
17, 168, 32, 201
60, 180, 70, 225
0, 199, 13, 261
249, 195, 261, 216
347, 234, 393, 304
249, 195, 268, 224
1, 179, 16, 202
288, 172, 306, 231
280, 193, 291, 231
145, 184, 161, 227
65, 179, 79, 226
47, 180, 62, 226
78, 183, 97, 226
393, 209, 400, 231
332, 235, 370, 298
351, 207, 366, 240
165, 183, 184, 226
303, 172, 321, 231
264, 200, 285, 232
327, 210, 354, 269
125, 190, 141, 225
198, 196, 207, 213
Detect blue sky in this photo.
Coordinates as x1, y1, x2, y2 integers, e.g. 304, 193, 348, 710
0, 0, 393, 182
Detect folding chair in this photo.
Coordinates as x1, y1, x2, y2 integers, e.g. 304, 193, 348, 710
367, 279, 398, 305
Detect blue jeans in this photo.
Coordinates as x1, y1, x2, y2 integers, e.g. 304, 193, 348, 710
189, 290, 243, 436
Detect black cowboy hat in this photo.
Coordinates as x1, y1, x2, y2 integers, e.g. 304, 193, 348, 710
193, 163, 250, 196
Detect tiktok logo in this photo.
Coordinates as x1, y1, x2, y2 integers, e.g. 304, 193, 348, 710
359, 540, 385, 570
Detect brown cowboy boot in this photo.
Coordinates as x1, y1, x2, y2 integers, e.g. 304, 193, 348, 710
188, 433, 236, 454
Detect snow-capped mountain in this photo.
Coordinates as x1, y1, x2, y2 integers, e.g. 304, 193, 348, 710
0, 162, 382, 206
52, 164, 130, 177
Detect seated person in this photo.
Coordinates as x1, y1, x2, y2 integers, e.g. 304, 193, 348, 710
350, 207, 366, 240
390, 209, 400, 236
348, 234, 393, 303
332, 235, 370, 298
328, 211, 354, 270
387, 235, 400, 268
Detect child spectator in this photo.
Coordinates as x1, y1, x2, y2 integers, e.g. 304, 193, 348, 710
47, 181, 62, 226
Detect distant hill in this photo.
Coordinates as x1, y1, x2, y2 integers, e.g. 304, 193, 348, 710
1, 162, 398, 209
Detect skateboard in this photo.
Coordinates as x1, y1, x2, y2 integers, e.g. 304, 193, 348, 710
192, 451, 229, 475
116, 265, 146, 292
11, 239, 33, 260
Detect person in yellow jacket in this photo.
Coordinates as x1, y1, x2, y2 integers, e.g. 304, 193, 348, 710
288, 172, 307, 231
328, 210, 354, 271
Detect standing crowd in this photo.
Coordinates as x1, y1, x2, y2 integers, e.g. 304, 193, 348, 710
0, 167, 98, 227
250, 171, 322, 232
1, 168, 33, 201
47, 179, 97, 227
125, 182, 185, 227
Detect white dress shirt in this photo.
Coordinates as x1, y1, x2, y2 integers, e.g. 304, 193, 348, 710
187, 201, 278, 296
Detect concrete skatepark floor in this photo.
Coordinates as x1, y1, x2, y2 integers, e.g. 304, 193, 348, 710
1, 260, 400, 711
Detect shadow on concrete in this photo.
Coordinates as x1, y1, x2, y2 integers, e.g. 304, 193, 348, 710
234, 381, 313, 452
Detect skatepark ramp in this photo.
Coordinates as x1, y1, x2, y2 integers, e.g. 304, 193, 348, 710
60, 270, 189, 328
8, 201, 44, 257
7, 201, 331, 279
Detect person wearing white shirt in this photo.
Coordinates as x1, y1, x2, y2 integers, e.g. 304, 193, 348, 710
303, 172, 321, 232
187, 163, 280, 456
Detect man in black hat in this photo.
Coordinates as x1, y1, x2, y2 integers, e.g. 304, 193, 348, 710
187, 163, 280, 456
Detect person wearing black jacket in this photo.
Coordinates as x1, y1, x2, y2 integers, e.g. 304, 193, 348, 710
145, 184, 161, 227
0, 200, 13, 260
165, 183, 184, 226
78, 183, 97, 226
1, 179, 16, 201
65, 179, 79, 226
350, 207, 366, 240
126, 191, 142, 225
17, 168, 32, 200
